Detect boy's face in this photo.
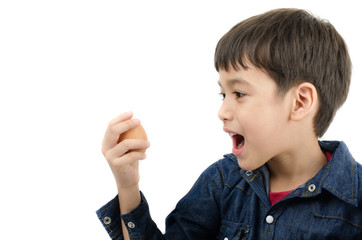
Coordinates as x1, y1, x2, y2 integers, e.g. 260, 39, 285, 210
218, 64, 293, 171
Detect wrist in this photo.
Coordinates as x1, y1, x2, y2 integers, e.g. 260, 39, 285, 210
117, 185, 141, 214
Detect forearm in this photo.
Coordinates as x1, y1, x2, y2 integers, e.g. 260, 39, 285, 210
118, 186, 141, 240
97, 171, 222, 240
121, 220, 130, 240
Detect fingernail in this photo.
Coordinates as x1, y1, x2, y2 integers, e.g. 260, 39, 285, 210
132, 119, 140, 124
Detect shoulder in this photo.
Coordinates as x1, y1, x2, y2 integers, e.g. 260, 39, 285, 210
352, 161, 362, 211
201, 153, 240, 177
322, 141, 362, 201
315, 160, 362, 232
357, 161, 362, 204
188, 154, 247, 199
322, 141, 362, 208
212, 153, 245, 188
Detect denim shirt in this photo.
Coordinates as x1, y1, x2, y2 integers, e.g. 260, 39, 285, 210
97, 141, 362, 239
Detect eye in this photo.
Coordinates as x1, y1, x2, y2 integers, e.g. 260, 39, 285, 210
219, 92, 226, 100
219, 92, 245, 100
233, 91, 245, 99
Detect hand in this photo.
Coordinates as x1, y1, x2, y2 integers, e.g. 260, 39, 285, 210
101, 112, 150, 190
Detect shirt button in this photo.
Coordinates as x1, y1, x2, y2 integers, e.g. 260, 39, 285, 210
308, 184, 316, 192
127, 221, 136, 229
246, 170, 253, 176
224, 237, 228, 240
266, 215, 274, 224
103, 216, 111, 225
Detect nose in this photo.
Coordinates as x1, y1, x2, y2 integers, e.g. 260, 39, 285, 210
218, 100, 233, 122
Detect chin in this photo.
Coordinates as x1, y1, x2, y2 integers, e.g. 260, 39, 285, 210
237, 157, 264, 171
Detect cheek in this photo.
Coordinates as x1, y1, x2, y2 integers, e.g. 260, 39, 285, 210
244, 104, 287, 144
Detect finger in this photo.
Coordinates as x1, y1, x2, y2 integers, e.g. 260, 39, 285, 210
110, 151, 147, 171
102, 118, 141, 152
108, 112, 133, 127
109, 118, 141, 139
109, 152, 147, 174
105, 139, 150, 160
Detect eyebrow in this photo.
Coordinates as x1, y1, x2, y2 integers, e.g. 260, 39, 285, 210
218, 78, 253, 88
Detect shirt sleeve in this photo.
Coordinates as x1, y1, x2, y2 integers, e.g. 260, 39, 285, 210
96, 161, 223, 239
164, 161, 223, 239
96, 192, 163, 240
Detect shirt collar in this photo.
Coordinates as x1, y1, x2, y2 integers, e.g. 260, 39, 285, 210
239, 141, 359, 207
317, 141, 359, 207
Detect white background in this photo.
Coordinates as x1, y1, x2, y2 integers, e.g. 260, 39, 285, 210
0, 0, 361, 239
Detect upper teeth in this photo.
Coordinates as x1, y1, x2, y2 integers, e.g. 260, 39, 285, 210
229, 133, 236, 137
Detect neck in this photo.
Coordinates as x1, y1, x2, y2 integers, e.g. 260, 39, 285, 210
267, 137, 327, 192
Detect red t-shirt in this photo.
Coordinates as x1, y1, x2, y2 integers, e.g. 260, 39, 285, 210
269, 152, 332, 205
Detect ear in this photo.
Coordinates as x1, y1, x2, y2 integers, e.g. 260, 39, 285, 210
290, 82, 319, 121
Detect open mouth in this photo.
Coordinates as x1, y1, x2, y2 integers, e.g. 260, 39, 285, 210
230, 133, 245, 156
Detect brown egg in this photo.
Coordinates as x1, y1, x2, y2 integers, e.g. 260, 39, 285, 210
117, 123, 148, 153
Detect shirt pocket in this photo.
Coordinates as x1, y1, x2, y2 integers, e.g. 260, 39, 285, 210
312, 200, 362, 232
218, 220, 251, 240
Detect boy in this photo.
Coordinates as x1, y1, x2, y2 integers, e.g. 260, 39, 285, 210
97, 8, 362, 239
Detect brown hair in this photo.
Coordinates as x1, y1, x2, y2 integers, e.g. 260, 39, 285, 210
214, 8, 351, 137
